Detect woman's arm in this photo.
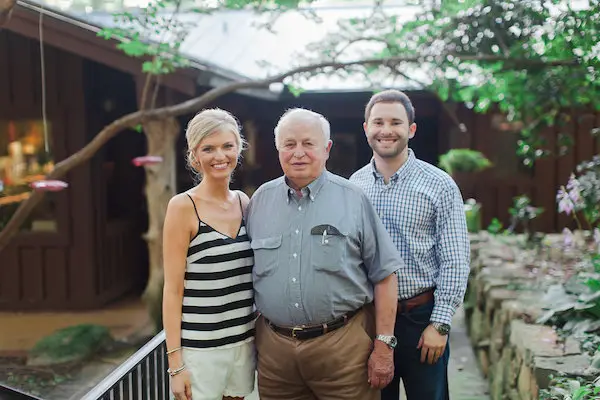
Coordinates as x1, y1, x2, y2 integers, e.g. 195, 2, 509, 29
162, 194, 193, 370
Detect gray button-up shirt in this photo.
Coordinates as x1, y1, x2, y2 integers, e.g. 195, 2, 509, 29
246, 170, 403, 327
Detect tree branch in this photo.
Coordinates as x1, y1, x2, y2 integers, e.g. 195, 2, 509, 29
0, 0, 16, 27
0, 52, 579, 252
140, 72, 154, 110
393, 67, 468, 133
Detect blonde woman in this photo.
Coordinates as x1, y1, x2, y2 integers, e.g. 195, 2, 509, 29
162, 109, 255, 400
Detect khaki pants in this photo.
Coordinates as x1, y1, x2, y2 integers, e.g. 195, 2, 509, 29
255, 308, 380, 400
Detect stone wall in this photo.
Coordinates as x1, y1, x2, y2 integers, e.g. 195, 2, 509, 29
465, 233, 597, 400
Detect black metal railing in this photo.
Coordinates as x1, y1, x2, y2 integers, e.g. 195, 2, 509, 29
81, 330, 169, 400
0, 383, 45, 400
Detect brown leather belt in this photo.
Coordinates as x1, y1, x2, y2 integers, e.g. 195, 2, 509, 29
266, 309, 360, 341
398, 289, 434, 313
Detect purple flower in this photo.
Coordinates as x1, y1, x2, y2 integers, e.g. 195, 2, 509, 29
566, 174, 579, 190
563, 228, 574, 248
566, 176, 583, 204
557, 187, 574, 215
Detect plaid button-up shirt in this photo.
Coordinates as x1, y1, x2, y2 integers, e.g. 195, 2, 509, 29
350, 149, 470, 326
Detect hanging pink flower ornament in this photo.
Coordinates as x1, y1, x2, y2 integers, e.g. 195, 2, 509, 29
31, 180, 68, 192
132, 156, 163, 167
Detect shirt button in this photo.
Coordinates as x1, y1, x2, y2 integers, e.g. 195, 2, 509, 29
295, 229, 299, 234
298, 206, 302, 211
295, 303, 299, 308
310, 195, 314, 201
293, 253, 297, 258
292, 278, 297, 282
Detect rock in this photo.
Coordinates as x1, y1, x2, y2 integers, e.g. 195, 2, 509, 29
517, 363, 535, 400
533, 354, 594, 388
509, 321, 580, 358
27, 324, 113, 367
466, 234, 597, 400
482, 245, 516, 261
478, 348, 490, 377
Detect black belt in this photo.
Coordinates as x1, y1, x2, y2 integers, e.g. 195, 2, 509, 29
266, 309, 360, 341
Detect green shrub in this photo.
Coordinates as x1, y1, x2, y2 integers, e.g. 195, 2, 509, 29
439, 149, 492, 175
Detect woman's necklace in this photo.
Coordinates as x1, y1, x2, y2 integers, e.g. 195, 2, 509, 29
200, 194, 234, 211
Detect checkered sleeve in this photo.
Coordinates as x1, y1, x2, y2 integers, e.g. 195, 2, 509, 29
359, 192, 404, 283
431, 183, 471, 326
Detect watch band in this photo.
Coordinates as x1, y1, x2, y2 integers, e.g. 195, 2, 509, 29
431, 322, 450, 335
375, 334, 398, 349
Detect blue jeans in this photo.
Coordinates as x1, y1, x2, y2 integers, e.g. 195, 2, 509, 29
381, 301, 450, 400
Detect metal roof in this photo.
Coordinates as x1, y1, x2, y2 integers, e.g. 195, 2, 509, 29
79, 3, 428, 91
26, 0, 430, 92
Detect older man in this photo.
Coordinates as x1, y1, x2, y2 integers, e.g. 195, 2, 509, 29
246, 108, 403, 400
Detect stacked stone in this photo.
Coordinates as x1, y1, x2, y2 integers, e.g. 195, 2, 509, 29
466, 233, 598, 400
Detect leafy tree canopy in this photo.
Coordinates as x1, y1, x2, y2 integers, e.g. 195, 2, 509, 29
98, 0, 599, 165
297, 0, 600, 165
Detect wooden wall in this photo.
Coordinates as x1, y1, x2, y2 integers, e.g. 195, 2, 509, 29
448, 105, 600, 233
0, 30, 97, 310
0, 30, 147, 310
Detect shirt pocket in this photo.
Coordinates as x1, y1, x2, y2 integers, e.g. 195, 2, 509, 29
310, 227, 348, 273
251, 236, 282, 277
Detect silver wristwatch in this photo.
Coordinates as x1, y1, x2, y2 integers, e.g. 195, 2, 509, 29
431, 322, 451, 336
375, 334, 398, 349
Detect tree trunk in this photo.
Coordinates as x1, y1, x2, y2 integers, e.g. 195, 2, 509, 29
141, 117, 180, 333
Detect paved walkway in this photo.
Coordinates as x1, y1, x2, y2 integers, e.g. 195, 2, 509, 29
247, 306, 489, 399
0, 296, 151, 356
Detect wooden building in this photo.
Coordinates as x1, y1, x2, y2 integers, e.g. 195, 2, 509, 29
0, 1, 230, 311
1, 2, 598, 312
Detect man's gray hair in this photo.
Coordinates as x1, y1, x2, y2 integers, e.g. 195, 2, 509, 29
274, 108, 331, 149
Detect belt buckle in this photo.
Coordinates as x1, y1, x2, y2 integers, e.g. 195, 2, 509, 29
291, 327, 303, 339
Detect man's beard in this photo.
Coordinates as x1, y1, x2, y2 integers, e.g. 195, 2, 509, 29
369, 137, 408, 159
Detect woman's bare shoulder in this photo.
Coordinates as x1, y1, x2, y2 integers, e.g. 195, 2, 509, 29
235, 190, 250, 208
166, 192, 196, 215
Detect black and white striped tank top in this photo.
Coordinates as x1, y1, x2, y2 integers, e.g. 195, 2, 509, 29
181, 193, 255, 349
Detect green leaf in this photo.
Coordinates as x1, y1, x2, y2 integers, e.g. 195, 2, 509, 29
287, 85, 305, 98
133, 124, 143, 133
437, 84, 449, 102
142, 61, 158, 74
456, 87, 476, 103
117, 41, 150, 57
96, 29, 113, 40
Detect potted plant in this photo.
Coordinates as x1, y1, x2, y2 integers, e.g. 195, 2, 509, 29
438, 148, 492, 176
439, 149, 492, 233
439, 148, 492, 193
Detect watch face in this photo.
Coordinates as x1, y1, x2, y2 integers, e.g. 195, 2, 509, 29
389, 336, 398, 348
436, 324, 450, 335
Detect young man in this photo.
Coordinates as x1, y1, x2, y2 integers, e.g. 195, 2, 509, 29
350, 90, 471, 400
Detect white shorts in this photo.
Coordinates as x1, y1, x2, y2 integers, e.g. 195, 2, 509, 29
178, 340, 256, 400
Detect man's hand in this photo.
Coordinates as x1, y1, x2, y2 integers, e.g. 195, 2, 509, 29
417, 324, 448, 364
367, 341, 394, 389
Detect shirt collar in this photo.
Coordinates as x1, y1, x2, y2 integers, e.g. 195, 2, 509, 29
283, 170, 328, 203
370, 148, 416, 184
